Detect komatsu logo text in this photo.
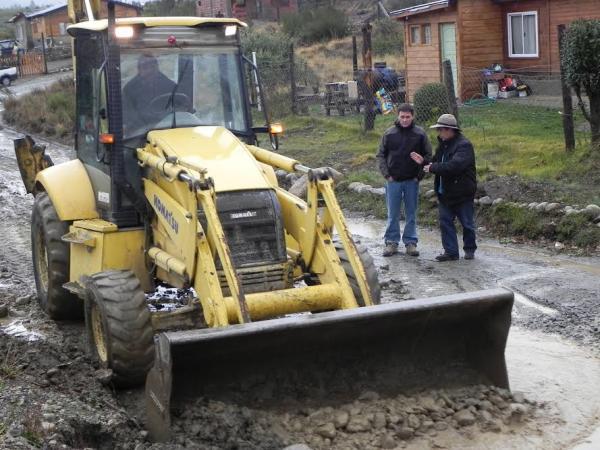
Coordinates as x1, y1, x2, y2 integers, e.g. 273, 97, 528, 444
230, 211, 257, 219
153, 195, 179, 234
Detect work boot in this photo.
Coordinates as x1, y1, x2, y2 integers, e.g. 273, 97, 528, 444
405, 243, 419, 257
435, 252, 459, 262
464, 251, 475, 260
383, 242, 399, 257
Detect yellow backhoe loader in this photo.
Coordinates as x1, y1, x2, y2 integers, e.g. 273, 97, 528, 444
14, 0, 514, 442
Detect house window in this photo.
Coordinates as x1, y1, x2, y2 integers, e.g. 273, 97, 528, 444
422, 24, 431, 44
410, 25, 421, 45
32, 22, 38, 34
59, 23, 67, 35
508, 11, 538, 57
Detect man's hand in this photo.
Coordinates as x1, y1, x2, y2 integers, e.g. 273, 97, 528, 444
423, 164, 432, 173
410, 152, 424, 165
386, 176, 394, 182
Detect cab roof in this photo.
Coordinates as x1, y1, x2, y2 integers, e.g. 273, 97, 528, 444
67, 17, 247, 36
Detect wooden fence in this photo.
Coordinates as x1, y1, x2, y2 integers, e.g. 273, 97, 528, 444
18, 52, 46, 76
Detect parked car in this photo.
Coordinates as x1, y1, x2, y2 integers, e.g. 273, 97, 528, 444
0, 66, 18, 87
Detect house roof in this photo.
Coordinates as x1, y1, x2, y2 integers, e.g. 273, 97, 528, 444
389, 0, 452, 19
26, 4, 66, 19
25, 1, 142, 20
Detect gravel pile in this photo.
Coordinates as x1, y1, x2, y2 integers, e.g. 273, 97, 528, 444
164, 386, 537, 450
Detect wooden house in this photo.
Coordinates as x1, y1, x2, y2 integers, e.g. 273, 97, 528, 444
9, 0, 142, 50
196, 0, 299, 22
391, 0, 600, 102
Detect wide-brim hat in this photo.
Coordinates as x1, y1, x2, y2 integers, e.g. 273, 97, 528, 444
430, 114, 461, 130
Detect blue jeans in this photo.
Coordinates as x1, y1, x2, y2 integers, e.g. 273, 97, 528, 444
384, 179, 419, 246
438, 200, 477, 257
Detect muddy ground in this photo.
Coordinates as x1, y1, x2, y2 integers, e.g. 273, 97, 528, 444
1, 126, 599, 450
1, 73, 600, 449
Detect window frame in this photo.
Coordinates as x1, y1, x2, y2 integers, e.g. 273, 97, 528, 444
409, 25, 421, 46
507, 11, 539, 58
422, 23, 432, 45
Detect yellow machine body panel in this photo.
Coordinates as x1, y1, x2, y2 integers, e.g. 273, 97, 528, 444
143, 178, 198, 286
67, 17, 247, 35
147, 127, 272, 192
67, 219, 151, 291
35, 159, 99, 222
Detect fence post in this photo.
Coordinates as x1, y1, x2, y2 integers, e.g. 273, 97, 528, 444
352, 36, 358, 73
290, 43, 297, 114
362, 23, 375, 131
41, 33, 48, 75
558, 24, 575, 152
442, 59, 458, 120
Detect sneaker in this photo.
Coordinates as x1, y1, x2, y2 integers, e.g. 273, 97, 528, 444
435, 253, 459, 262
464, 251, 475, 260
383, 242, 399, 257
405, 243, 420, 257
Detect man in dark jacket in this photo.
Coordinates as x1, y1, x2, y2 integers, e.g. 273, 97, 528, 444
412, 114, 477, 261
377, 103, 432, 257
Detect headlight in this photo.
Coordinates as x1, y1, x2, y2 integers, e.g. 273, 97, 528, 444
114, 26, 134, 39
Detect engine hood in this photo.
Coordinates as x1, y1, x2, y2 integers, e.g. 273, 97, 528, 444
147, 126, 272, 192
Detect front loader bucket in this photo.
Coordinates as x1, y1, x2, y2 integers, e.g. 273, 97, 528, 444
146, 288, 513, 442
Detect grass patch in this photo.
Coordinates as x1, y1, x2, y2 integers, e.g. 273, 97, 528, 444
296, 36, 404, 84
2, 78, 75, 143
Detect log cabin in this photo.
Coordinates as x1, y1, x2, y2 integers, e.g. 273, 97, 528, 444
391, 0, 600, 102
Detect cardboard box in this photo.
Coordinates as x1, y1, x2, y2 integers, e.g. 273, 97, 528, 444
498, 90, 517, 99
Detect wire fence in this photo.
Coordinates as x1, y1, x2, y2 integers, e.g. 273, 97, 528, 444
250, 45, 592, 148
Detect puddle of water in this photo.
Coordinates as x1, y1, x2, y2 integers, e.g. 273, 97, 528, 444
1, 319, 44, 342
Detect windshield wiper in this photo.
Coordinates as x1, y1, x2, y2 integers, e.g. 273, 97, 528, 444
167, 58, 191, 129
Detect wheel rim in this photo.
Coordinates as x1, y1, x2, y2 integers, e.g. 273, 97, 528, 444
1, 78, 8, 87
35, 228, 49, 292
91, 304, 108, 363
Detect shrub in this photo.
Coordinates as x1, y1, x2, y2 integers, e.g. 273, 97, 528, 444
241, 27, 318, 117
2, 78, 75, 143
282, 6, 349, 44
561, 19, 600, 146
413, 83, 450, 124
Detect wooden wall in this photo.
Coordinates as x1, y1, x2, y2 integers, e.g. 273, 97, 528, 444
403, 5, 458, 102
501, 0, 600, 72
457, 0, 503, 100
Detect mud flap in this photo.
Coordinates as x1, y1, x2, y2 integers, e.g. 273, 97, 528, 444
14, 135, 53, 194
145, 288, 513, 442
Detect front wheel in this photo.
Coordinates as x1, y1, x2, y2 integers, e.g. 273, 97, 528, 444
31, 192, 82, 319
335, 241, 381, 306
0, 76, 10, 87
84, 270, 154, 387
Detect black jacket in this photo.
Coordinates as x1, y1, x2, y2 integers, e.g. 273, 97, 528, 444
376, 121, 432, 181
430, 133, 477, 205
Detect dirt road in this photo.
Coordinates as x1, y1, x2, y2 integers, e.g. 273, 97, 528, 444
1, 74, 600, 449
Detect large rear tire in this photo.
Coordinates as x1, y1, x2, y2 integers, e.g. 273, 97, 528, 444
334, 241, 381, 306
84, 270, 154, 387
31, 192, 82, 319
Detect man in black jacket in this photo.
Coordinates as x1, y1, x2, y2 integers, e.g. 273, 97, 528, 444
377, 104, 432, 257
412, 114, 477, 261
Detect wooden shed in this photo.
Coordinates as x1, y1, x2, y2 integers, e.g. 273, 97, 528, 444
391, 0, 600, 102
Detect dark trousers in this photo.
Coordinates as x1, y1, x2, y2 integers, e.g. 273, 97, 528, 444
438, 199, 477, 257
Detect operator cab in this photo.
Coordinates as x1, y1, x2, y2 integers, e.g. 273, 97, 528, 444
68, 18, 272, 227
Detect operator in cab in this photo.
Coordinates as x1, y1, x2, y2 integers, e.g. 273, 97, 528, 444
122, 54, 176, 133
